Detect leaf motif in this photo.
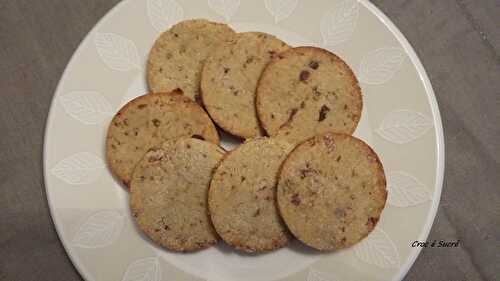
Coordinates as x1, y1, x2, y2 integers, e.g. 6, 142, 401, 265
320, 0, 359, 46
354, 227, 400, 268
51, 152, 105, 185
94, 33, 141, 71
264, 0, 298, 23
147, 0, 184, 32
376, 110, 433, 144
119, 75, 147, 109
358, 47, 406, 84
120, 92, 145, 109
59, 91, 113, 125
387, 171, 431, 207
208, 0, 240, 21
122, 257, 161, 281
73, 211, 124, 248
307, 268, 338, 281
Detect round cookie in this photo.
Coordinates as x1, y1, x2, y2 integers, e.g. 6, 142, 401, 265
106, 90, 219, 186
277, 133, 387, 251
208, 138, 293, 252
256, 47, 362, 144
201, 32, 290, 139
130, 138, 225, 252
147, 19, 236, 102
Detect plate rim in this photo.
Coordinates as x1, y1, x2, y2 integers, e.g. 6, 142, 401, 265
359, 2, 445, 280
42, 1, 445, 281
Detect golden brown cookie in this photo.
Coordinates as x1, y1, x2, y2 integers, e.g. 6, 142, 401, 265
201, 32, 290, 138
130, 138, 225, 252
277, 133, 387, 251
106, 90, 219, 186
256, 47, 362, 144
208, 138, 293, 252
147, 19, 236, 102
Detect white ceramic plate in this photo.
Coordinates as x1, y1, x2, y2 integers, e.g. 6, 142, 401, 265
44, 1, 444, 280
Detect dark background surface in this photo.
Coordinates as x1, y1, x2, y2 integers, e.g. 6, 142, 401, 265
0, 0, 499, 280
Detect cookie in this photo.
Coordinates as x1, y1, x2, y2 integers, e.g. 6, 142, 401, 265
201, 32, 290, 139
208, 138, 293, 252
256, 47, 362, 144
130, 138, 225, 252
277, 133, 387, 251
106, 90, 219, 186
147, 19, 236, 102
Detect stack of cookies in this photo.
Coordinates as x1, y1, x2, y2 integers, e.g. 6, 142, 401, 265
106, 19, 387, 253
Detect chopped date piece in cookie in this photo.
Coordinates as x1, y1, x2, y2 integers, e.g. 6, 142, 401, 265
318, 105, 331, 122
309, 60, 319, 69
299, 70, 310, 82
291, 193, 301, 205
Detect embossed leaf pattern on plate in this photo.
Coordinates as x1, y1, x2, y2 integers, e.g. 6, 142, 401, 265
147, 0, 184, 32
94, 33, 142, 71
59, 91, 113, 125
208, 0, 240, 21
320, 0, 359, 46
51, 152, 105, 185
307, 268, 339, 281
354, 227, 400, 268
122, 257, 161, 281
119, 74, 147, 109
73, 210, 125, 248
264, 0, 299, 23
120, 91, 145, 110
387, 171, 431, 207
358, 47, 406, 84
376, 110, 433, 144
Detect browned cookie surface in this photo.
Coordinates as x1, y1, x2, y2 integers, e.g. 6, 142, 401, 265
256, 47, 362, 144
201, 32, 290, 138
208, 138, 293, 252
130, 138, 225, 252
277, 133, 387, 251
106, 90, 219, 186
147, 19, 235, 102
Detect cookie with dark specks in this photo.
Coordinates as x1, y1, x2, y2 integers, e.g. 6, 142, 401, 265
201, 32, 290, 138
256, 47, 362, 145
277, 133, 387, 251
106, 90, 219, 186
147, 19, 236, 102
130, 138, 225, 252
208, 138, 293, 252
